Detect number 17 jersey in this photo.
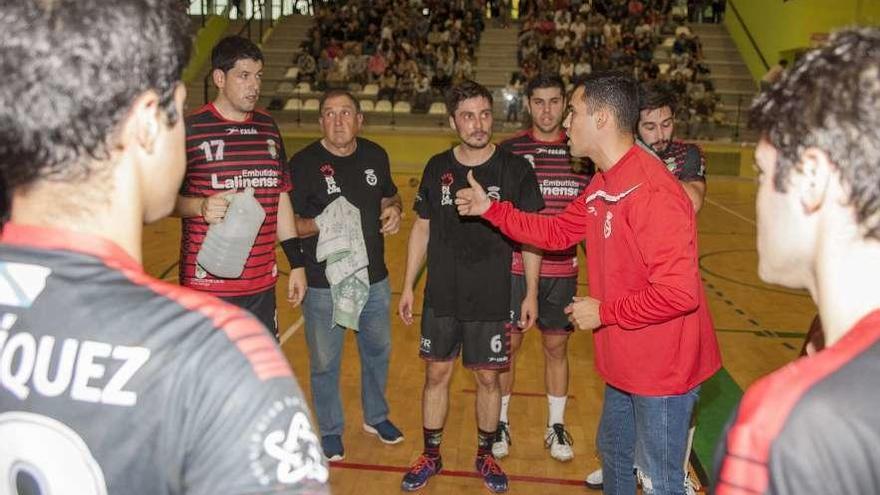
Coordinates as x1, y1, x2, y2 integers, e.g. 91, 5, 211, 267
179, 103, 291, 298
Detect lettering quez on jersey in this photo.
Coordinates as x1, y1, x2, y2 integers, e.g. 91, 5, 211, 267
0, 324, 149, 407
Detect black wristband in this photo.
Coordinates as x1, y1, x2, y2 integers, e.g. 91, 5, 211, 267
281, 237, 306, 269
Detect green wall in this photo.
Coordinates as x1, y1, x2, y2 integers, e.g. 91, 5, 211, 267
725, 0, 880, 82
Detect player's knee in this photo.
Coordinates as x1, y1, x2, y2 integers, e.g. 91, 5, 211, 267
473, 369, 500, 391
425, 362, 454, 388
542, 335, 569, 360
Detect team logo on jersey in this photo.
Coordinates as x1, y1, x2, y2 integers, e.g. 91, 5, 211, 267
604, 211, 613, 238
535, 147, 568, 156
226, 127, 258, 135
440, 171, 454, 206
487, 185, 501, 201
523, 154, 536, 168
364, 168, 378, 186
267, 139, 278, 160
320, 163, 341, 195
250, 396, 329, 486
195, 264, 207, 279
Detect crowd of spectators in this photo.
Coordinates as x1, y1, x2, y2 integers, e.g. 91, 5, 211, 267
288, 0, 730, 136
292, 0, 485, 112
512, 0, 727, 137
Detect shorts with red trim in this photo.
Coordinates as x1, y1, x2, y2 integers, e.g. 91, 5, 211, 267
509, 274, 576, 334
419, 305, 511, 370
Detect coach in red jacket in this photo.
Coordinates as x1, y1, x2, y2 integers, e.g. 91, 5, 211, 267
456, 72, 721, 495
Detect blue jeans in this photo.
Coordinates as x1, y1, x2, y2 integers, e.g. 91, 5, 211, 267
597, 384, 700, 495
303, 277, 391, 436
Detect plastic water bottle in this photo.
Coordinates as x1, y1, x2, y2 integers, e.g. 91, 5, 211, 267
197, 187, 266, 278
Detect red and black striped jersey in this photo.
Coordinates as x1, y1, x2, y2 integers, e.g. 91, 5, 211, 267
658, 140, 706, 182
179, 104, 291, 298
0, 224, 329, 494
500, 130, 592, 278
714, 311, 880, 495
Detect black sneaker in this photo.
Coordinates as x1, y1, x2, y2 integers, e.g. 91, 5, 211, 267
476, 455, 509, 493
401, 454, 442, 491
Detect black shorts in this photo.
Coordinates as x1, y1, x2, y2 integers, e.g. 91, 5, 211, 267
509, 274, 576, 334
222, 288, 278, 338
420, 305, 511, 370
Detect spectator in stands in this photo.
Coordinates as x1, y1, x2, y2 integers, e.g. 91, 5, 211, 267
628, 0, 645, 17
397, 68, 417, 102
414, 72, 432, 112
368, 50, 388, 83
554, 30, 571, 51
761, 59, 789, 91
378, 66, 397, 100
318, 48, 333, 73
297, 51, 317, 83
434, 50, 454, 89
571, 15, 588, 43
456, 55, 475, 80
672, 32, 693, 61
556, 8, 572, 31
505, 74, 524, 123
711, 0, 725, 23
559, 56, 575, 86
574, 54, 592, 78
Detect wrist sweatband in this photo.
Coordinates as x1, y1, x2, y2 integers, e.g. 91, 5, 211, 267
281, 237, 306, 269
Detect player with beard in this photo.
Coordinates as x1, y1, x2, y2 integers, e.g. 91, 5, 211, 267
493, 74, 591, 463
398, 81, 543, 493
174, 36, 306, 337
635, 83, 707, 213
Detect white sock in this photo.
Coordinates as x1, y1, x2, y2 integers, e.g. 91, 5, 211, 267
500, 394, 511, 424
548, 394, 567, 426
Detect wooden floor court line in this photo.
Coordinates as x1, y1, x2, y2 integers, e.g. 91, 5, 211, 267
280, 315, 304, 345
704, 196, 756, 226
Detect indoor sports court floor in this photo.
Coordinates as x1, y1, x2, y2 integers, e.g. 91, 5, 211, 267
142, 170, 816, 494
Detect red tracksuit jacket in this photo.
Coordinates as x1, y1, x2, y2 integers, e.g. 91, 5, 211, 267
483, 144, 721, 395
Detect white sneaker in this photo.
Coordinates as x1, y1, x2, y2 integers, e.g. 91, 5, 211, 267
584, 467, 603, 490
491, 421, 511, 458
544, 423, 574, 462
685, 474, 699, 495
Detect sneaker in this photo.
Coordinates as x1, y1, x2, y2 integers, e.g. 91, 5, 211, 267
685, 474, 699, 495
475, 455, 509, 493
544, 423, 574, 462
584, 468, 603, 490
401, 454, 442, 491
491, 421, 511, 458
636, 469, 651, 490
363, 420, 404, 445
321, 434, 344, 461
